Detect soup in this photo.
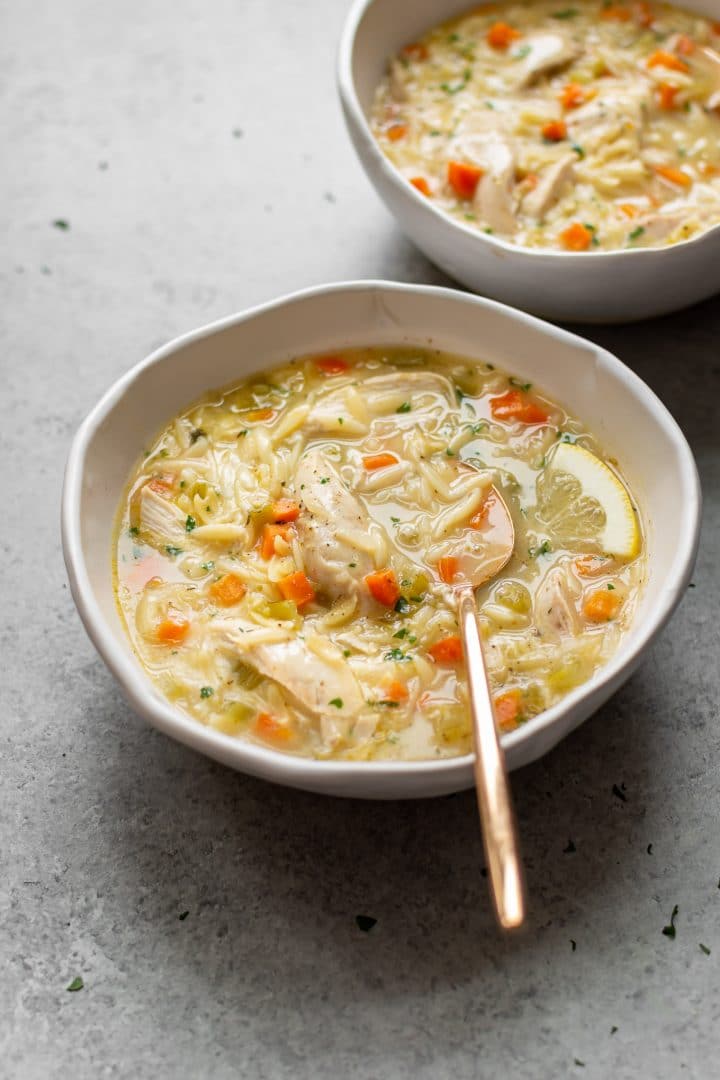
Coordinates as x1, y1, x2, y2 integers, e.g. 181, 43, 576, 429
114, 347, 645, 760
370, 1, 720, 251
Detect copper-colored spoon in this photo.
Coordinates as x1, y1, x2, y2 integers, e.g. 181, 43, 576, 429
443, 485, 526, 930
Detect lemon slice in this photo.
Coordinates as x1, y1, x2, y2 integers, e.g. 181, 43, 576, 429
545, 442, 639, 559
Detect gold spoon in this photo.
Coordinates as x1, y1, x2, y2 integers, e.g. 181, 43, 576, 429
440, 485, 526, 930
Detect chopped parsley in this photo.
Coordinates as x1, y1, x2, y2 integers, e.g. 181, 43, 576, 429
662, 904, 679, 939
393, 628, 409, 639
165, 545, 183, 557
394, 597, 410, 614
128, 525, 139, 538
571, 143, 585, 159
513, 45, 532, 59
374, 699, 399, 708
384, 648, 408, 662
700, 943, 711, 956
529, 540, 552, 558
552, 7, 579, 16
446, 447, 455, 457
396, 401, 412, 414
629, 226, 645, 241
355, 915, 377, 932
178, 910, 189, 921
66, 976, 84, 992
201, 561, 215, 572
237, 429, 248, 438
189, 427, 206, 444
440, 68, 471, 94
200, 686, 214, 699
607, 583, 615, 591
329, 698, 343, 708
343, 649, 351, 657
509, 377, 532, 391
53, 219, 70, 230
557, 431, 578, 443
185, 515, 197, 532
611, 1026, 618, 1035
320, 477, 330, 484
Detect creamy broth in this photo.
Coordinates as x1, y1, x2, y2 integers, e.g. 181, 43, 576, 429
370, 1, 720, 250
114, 347, 645, 760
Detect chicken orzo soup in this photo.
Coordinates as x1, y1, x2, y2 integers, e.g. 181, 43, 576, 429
370, 1, 720, 250
114, 347, 645, 760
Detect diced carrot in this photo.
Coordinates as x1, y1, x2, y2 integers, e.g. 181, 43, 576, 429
156, 614, 190, 644
494, 689, 522, 731
583, 588, 621, 622
447, 160, 484, 199
260, 523, 293, 560
646, 49, 689, 72
542, 119, 568, 141
382, 680, 409, 702
490, 389, 550, 424
209, 572, 247, 607
387, 122, 408, 142
574, 555, 611, 577
315, 355, 349, 375
601, 5, 632, 20
254, 712, 293, 743
277, 570, 316, 608
652, 163, 692, 187
244, 407, 275, 423
410, 176, 432, 196
713, 22, 720, 35
362, 452, 398, 471
469, 497, 491, 530
486, 22, 521, 49
437, 556, 459, 584
401, 42, 429, 61
271, 498, 300, 522
674, 34, 695, 56
657, 84, 679, 110
365, 569, 400, 607
559, 83, 593, 110
618, 202, 640, 217
429, 635, 464, 664
147, 474, 175, 494
559, 222, 594, 251
699, 162, 720, 177
633, 1, 654, 27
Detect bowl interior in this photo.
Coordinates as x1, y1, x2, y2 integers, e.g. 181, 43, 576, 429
66, 283, 699, 795
348, 0, 720, 114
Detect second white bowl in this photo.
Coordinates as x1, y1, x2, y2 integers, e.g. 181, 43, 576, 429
337, 0, 720, 323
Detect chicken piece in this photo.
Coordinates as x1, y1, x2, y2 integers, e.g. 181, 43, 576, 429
533, 565, 580, 639
522, 154, 576, 220
634, 209, 691, 244
294, 449, 381, 600
213, 622, 367, 747
514, 33, 580, 88
567, 89, 647, 158
696, 45, 720, 111
470, 136, 517, 234
305, 371, 453, 435
138, 485, 187, 544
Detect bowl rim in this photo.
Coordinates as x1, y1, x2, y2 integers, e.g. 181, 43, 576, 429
62, 280, 702, 786
337, 0, 720, 262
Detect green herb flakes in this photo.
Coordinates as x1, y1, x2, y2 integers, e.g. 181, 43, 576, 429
185, 515, 197, 532
700, 943, 711, 955
66, 976, 84, 992
662, 904, 679, 939
396, 401, 412, 414
355, 915, 377, 932
629, 226, 645, 242
200, 686, 214, 699
53, 219, 70, 230
329, 698, 343, 709
165, 545, 183, 557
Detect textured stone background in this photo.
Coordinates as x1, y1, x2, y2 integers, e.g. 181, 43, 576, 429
1, 1, 719, 1077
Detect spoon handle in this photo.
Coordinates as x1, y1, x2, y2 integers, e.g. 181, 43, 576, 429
458, 587, 526, 930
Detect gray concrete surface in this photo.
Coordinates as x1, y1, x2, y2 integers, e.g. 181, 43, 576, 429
2, 1, 719, 1077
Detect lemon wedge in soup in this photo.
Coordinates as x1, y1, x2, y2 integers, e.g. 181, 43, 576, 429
546, 443, 640, 559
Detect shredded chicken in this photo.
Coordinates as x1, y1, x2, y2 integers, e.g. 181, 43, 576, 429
522, 155, 576, 220
514, 32, 580, 88
533, 566, 580, 639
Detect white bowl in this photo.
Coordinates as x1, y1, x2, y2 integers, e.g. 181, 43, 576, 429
62, 282, 700, 798
337, 0, 720, 323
